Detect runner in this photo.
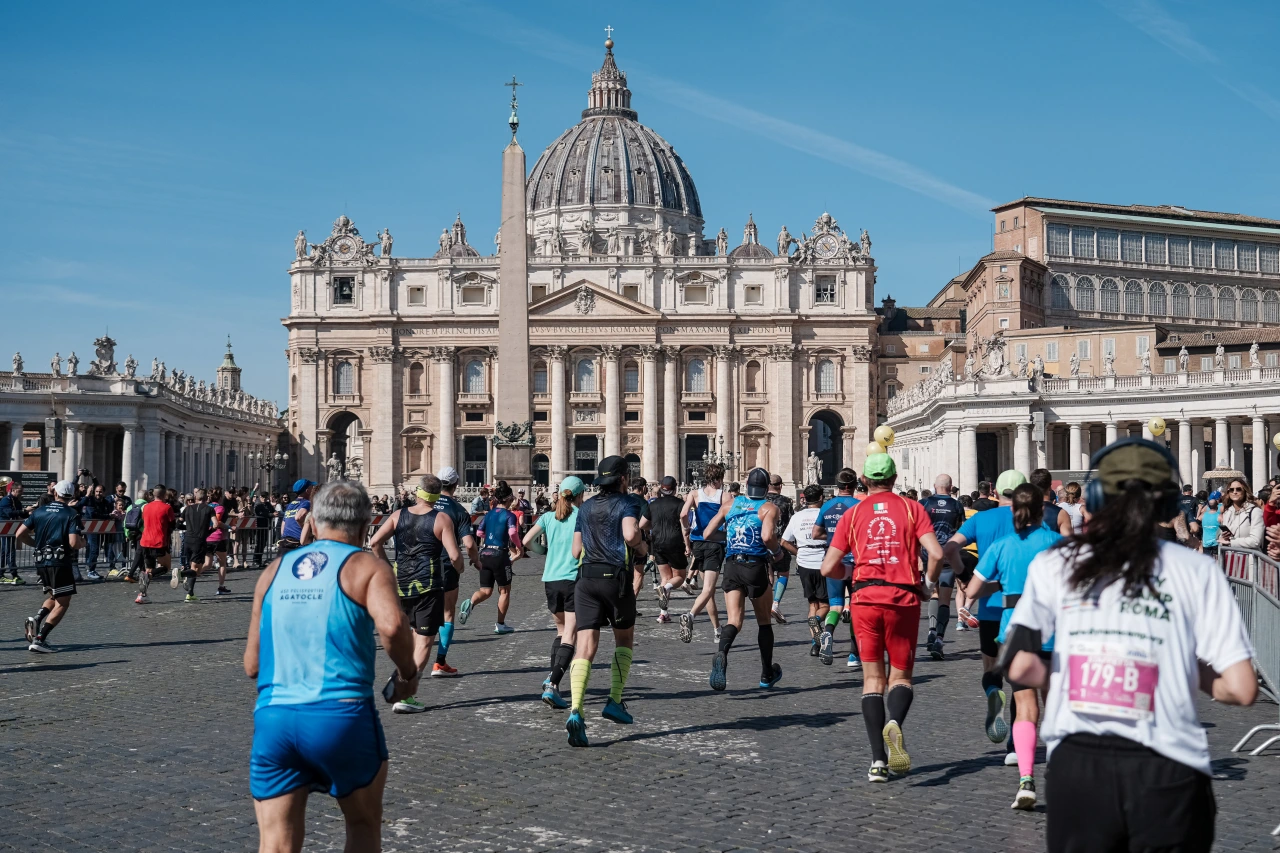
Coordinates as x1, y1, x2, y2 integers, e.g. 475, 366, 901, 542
963, 482, 1061, 809
278, 479, 316, 558
207, 486, 232, 596
781, 484, 828, 657
819, 454, 943, 782
178, 488, 217, 602
1003, 438, 1256, 851
459, 481, 522, 634
919, 474, 965, 660
711, 467, 783, 691
245, 480, 420, 853
677, 463, 731, 643
812, 468, 861, 667
627, 477, 652, 599
650, 476, 690, 623
134, 485, 176, 604
523, 475, 585, 708
18, 480, 84, 653
764, 474, 795, 624
368, 474, 462, 714
565, 456, 645, 747
431, 467, 478, 676
1030, 469, 1074, 536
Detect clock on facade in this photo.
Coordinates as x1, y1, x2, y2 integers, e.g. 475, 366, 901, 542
814, 233, 840, 260
333, 239, 358, 261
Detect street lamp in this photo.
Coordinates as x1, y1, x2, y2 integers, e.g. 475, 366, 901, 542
253, 450, 289, 491
702, 435, 742, 479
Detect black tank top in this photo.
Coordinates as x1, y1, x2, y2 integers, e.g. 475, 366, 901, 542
393, 508, 443, 596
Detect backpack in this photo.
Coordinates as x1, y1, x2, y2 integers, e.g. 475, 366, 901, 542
124, 504, 144, 532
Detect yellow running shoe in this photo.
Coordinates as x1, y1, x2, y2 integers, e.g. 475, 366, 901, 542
883, 720, 911, 776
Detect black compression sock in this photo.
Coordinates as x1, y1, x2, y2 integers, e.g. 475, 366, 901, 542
37, 621, 54, 641
981, 670, 1002, 694
886, 684, 914, 725
1007, 700, 1017, 751
36, 606, 51, 623
550, 642, 574, 687
718, 624, 739, 656
936, 605, 950, 639
862, 692, 888, 763
550, 637, 561, 672
757, 625, 775, 677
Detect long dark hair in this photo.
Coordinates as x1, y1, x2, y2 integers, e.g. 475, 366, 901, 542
1011, 483, 1043, 531
1057, 481, 1162, 600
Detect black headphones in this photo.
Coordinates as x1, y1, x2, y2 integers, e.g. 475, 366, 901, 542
1083, 436, 1182, 518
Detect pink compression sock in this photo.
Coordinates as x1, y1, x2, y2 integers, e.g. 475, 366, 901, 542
1013, 721, 1037, 777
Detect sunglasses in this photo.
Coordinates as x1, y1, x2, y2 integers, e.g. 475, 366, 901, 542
1228, 487, 1245, 493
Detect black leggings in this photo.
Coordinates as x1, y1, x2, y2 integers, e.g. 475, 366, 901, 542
1047, 733, 1215, 853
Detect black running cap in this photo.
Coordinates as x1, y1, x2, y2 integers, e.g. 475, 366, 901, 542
746, 467, 770, 499
660, 476, 678, 493
595, 455, 628, 486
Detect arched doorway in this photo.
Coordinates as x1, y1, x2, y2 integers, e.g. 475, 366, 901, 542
533, 453, 550, 488
573, 435, 598, 475
684, 434, 709, 483
807, 411, 843, 485
624, 453, 641, 481
463, 436, 487, 486
326, 411, 363, 474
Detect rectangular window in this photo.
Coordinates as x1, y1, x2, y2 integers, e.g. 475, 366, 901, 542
917, 344, 929, 354
1078, 339, 1091, 360
687, 411, 706, 422
743, 284, 763, 305
1261, 244, 1280, 274
684, 284, 708, 304
407, 286, 425, 306
624, 410, 639, 423
1015, 343, 1027, 360
885, 344, 896, 354
1229, 354, 1242, 369
1238, 242, 1258, 272
533, 410, 548, 421
920, 365, 931, 374
1046, 342, 1059, 362
332, 276, 355, 305
1192, 238, 1214, 268
1121, 232, 1144, 262
1136, 335, 1150, 356
1013, 216, 1019, 228
23, 436, 40, 449
1097, 229, 1119, 260
1047, 224, 1071, 256
999, 318, 1009, 328
1103, 337, 1115, 357
814, 275, 837, 304
1269, 353, 1278, 368
1201, 356, 1213, 372
1163, 358, 1176, 374
460, 285, 486, 305
1215, 240, 1236, 270
1071, 227, 1095, 258
622, 284, 640, 301
1145, 234, 1167, 264
1000, 219, 1006, 232
1169, 237, 1190, 266
464, 412, 484, 422
533, 369, 547, 394
530, 284, 548, 301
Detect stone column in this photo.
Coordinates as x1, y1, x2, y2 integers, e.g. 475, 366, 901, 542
8, 420, 23, 471
1178, 419, 1194, 486
1014, 422, 1032, 475
1068, 423, 1082, 471
603, 346, 621, 459
1105, 421, 1118, 446
1192, 424, 1206, 486
662, 346, 680, 480
640, 346, 659, 481
1215, 418, 1229, 469
959, 425, 978, 494
941, 426, 960, 481
1253, 416, 1267, 490
714, 345, 734, 450
769, 345, 796, 486
141, 426, 160, 493
548, 346, 568, 479
370, 346, 397, 492
164, 432, 176, 489
1229, 421, 1245, 473
434, 348, 456, 470
122, 425, 136, 496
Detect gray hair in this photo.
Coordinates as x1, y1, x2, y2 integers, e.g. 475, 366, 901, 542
311, 480, 373, 537
933, 474, 953, 494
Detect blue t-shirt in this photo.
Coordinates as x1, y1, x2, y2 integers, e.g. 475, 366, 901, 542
974, 526, 1062, 646
479, 507, 517, 552
24, 501, 84, 566
958, 506, 1015, 620
816, 495, 860, 565
725, 496, 769, 558
1202, 510, 1220, 547
576, 492, 640, 568
281, 498, 310, 540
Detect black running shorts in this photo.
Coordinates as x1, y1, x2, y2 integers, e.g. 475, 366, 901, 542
978, 619, 1001, 658
574, 570, 636, 631
400, 592, 444, 637
183, 539, 210, 564
477, 550, 513, 588
442, 563, 460, 593
37, 562, 76, 597
799, 567, 829, 603
141, 547, 169, 569
651, 541, 688, 573
544, 579, 576, 614
721, 556, 770, 599
691, 540, 725, 575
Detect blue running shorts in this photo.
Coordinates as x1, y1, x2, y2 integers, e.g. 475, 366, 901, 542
250, 698, 387, 800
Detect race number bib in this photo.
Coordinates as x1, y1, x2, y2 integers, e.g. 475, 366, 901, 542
1067, 639, 1159, 722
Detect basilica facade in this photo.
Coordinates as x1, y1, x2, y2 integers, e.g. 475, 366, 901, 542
284, 39, 879, 493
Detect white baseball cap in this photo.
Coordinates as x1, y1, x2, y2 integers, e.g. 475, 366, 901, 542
437, 466, 460, 486
55, 479, 76, 497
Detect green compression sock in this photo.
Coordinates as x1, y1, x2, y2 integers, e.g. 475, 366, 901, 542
824, 610, 841, 631
610, 647, 633, 703
569, 658, 591, 713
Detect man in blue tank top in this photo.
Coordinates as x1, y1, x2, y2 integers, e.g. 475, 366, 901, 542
245, 481, 419, 853
277, 479, 315, 558
677, 462, 732, 644
710, 467, 783, 691
369, 474, 462, 715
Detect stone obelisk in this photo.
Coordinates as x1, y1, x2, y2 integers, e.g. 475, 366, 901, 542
492, 78, 533, 487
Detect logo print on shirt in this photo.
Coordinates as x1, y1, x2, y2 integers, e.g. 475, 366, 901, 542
293, 551, 329, 580
728, 517, 761, 551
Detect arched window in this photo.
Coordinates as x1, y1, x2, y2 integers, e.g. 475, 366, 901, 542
1218, 286, 1236, 321
1075, 276, 1096, 311
532, 361, 548, 394
686, 358, 706, 392
575, 357, 596, 392
1194, 285, 1214, 319
1124, 280, 1144, 315
1241, 289, 1259, 322
817, 359, 837, 394
744, 360, 762, 393
407, 439, 424, 472
334, 360, 354, 395
623, 361, 639, 393
1265, 291, 1279, 323
1050, 275, 1071, 309
290, 374, 297, 397
1171, 283, 1191, 317
1149, 281, 1168, 316
408, 363, 424, 395
1099, 278, 1120, 313
464, 359, 485, 393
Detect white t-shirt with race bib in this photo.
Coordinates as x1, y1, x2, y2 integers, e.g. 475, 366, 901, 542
782, 507, 825, 571
1009, 540, 1252, 775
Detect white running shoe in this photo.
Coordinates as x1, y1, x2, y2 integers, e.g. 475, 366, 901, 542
494, 623, 515, 635
135, 593, 149, 604
170, 566, 181, 589
1004, 751, 1019, 766
86, 570, 103, 581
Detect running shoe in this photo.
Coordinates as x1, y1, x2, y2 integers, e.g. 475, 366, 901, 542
1004, 751, 1019, 767
985, 689, 1008, 743
24, 616, 37, 643
929, 638, 944, 661
458, 598, 472, 625
431, 662, 459, 677
809, 640, 820, 657
771, 606, 787, 624
393, 696, 429, 714
541, 681, 568, 710
807, 615, 822, 642
215, 587, 231, 596
759, 663, 782, 689
818, 631, 834, 666
957, 607, 979, 629
883, 721, 910, 776
566, 710, 588, 747
185, 594, 198, 603
494, 623, 514, 635
107, 568, 123, 579
867, 761, 889, 783
847, 654, 861, 670
28, 638, 54, 654
86, 569, 103, 581
926, 629, 936, 648
135, 593, 149, 605
656, 613, 671, 624
0, 577, 15, 585
8, 575, 24, 585
657, 584, 670, 611
841, 609, 851, 624
956, 619, 968, 632
124, 574, 136, 583
710, 652, 728, 691
602, 698, 633, 725
678, 613, 694, 643
1012, 776, 1036, 810
170, 566, 181, 589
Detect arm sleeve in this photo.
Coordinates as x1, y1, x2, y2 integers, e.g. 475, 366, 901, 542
1008, 552, 1059, 636
829, 508, 853, 554
1193, 554, 1254, 671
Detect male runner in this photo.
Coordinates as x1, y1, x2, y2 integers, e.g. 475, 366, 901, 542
711, 467, 782, 690
678, 463, 731, 643
820, 454, 943, 781
781, 484, 828, 657
369, 474, 462, 714
134, 485, 176, 604
278, 479, 316, 558
19, 480, 84, 652
764, 474, 794, 624
178, 488, 216, 602
813, 468, 861, 666
650, 477, 690, 624
432, 467, 478, 676
627, 477, 652, 598
919, 474, 965, 660
459, 482, 521, 634
1029, 468, 1074, 536
565, 456, 645, 746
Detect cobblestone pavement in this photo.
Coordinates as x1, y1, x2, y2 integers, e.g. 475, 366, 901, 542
2, 559, 1279, 852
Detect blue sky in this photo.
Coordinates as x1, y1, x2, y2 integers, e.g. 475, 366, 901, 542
4, 1, 1279, 403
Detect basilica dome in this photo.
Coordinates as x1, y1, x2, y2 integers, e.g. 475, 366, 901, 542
526, 40, 702, 236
